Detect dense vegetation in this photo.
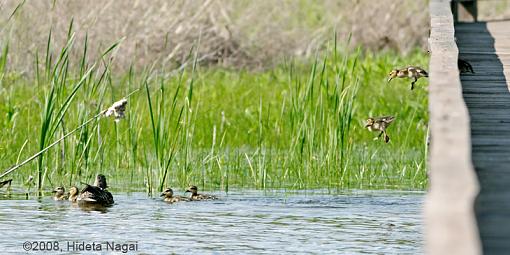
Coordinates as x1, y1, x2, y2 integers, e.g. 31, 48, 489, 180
0, 30, 428, 194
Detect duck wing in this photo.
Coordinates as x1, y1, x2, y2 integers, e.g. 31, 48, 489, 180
417, 68, 428, 77
379, 116, 395, 124
173, 195, 190, 202
167, 196, 189, 203
198, 193, 218, 200
407, 66, 428, 77
78, 185, 114, 206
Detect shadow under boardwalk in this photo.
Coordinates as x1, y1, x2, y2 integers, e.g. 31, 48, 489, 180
456, 21, 510, 254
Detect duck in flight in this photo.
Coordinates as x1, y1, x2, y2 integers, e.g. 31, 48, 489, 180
365, 116, 396, 143
388, 66, 428, 90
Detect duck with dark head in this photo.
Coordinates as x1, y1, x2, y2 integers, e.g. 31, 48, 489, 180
78, 174, 114, 206
185, 185, 218, 201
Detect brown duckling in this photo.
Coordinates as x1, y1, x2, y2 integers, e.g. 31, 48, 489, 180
458, 58, 474, 74
78, 174, 114, 206
388, 66, 428, 90
160, 188, 189, 203
52, 186, 68, 201
185, 185, 218, 201
68, 186, 79, 203
365, 116, 396, 143
0, 179, 12, 189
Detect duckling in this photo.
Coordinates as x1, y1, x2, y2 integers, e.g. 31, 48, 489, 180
0, 179, 12, 189
388, 66, 428, 90
78, 174, 114, 206
458, 58, 474, 74
52, 186, 68, 201
365, 116, 396, 143
68, 186, 79, 203
185, 185, 218, 201
160, 188, 189, 203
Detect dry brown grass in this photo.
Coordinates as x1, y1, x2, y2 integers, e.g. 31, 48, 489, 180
0, 0, 434, 72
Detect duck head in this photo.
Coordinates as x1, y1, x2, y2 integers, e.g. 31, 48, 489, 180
94, 174, 108, 189
387, 69, 398, 83
160, 188, 174, 198
365, 118, 375, 128
53, 186, 66, 198
69, 186, 79, 196
185, 185, 198, 195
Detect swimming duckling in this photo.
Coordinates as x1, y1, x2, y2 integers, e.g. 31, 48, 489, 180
52, 186, 68, 201
458, 58, 474, 74
78, 174, 114, 206
160, 188, 189, 203
0, 179, 12, 189
388, 66, 428, 90
185, 185, 218, 201
365, 116, 396, 143
68, 186, 79, 203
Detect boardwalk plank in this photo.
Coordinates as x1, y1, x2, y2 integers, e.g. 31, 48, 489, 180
457, 17, 510, 254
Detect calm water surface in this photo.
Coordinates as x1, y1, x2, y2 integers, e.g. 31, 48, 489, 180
0, 190, 424, 254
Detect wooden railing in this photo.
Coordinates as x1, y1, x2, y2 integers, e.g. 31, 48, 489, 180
425, 0, 481, 254
451, 0, 478, 22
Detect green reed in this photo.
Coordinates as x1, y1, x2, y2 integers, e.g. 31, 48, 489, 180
0, 21, 123, 190
0, 30, 428, 192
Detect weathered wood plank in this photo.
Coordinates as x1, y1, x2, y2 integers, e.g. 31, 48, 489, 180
425, 1, 481, 255
457, 13, 510, 255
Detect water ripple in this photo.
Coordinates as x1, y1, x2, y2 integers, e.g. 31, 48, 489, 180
0, 190, 423, 254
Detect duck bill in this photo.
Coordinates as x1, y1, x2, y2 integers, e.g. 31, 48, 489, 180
185, 190, 190, 193
387, 77, 393, 83
160, 193, 165, 197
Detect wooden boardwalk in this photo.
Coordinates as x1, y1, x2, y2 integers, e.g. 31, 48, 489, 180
457, 20, 510, 254
427, 0, 510, 254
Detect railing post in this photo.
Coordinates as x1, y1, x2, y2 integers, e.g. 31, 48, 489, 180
451, 0, 478, 22
426, 0, 481, 254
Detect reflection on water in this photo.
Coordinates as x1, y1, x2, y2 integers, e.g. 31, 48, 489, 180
0, 190, 423, 254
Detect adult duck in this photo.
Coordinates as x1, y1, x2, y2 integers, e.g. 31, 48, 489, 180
78, 174, 114, 206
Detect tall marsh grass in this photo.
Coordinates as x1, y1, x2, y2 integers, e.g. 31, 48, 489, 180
0, 29, 428, 193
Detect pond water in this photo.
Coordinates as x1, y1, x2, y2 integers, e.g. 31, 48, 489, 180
0, 190, 424, 254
